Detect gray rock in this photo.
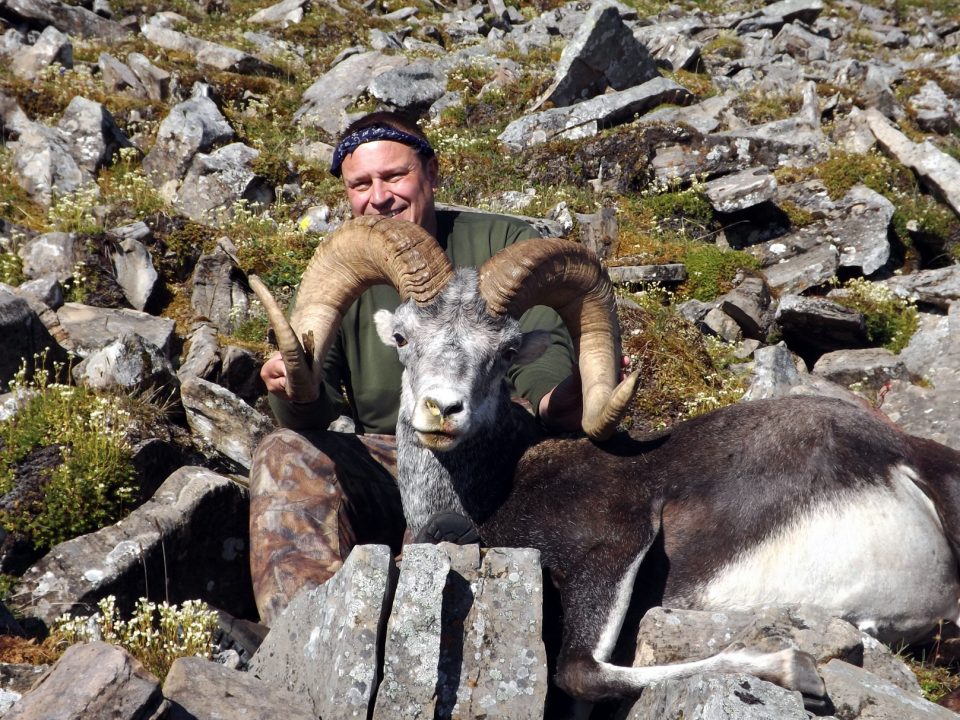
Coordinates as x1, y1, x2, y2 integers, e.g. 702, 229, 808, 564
294, 51, 407, 136
97, 52, 147, 97
164, 656, 314, 720
367, 59, 448, 115
56, 302, 176, 358
499, 77, 692, 152
3, 642, 165, 720
10, 25, 72, 81
533, 2, 659, 109
18, 232, 76, 283
762, 0, 824, 24
829, 185, 894, 275
141, 20, 281, 75
247, 0, 306, 27
718, 276, 773, 340
55, 96, 131, 176
109, 233, 158, 311
126, 52, 171, 102
174, 142, 274, 223
622, 673, 808, 719
867, 108, 960, 217
908, 80, 958, 135
812, 347, 913, 392
0, 287, 69, 393
0, 664, 48, 714
11, 466, 254, 628
250, 545, 395, 716
776, 295, 868, 354
761, 241, 839, 295
190, 240, 251, 333
372, 544, 449, 719
220, 345, 264, 405
773, 21, 831, 61
71, 332, 178, 395
703, 306, 742, 342
2, 0, 130, 41
608, 263, 688, 285
860, 633, 923, 696
10, 122, 87, 208
177, 320, 221, 382
181, 376, 272, 470
882, 304, 960, 451
452, 548, 548, 719
881, 266, 960, 310
640, 92, 737, 134
704, 167, 778, 213
142, 94, 234, 185
0, 89, 32, 138
577, 207, 618, 262
17, 276, 63, 309
821, 659, 957, 719
742, 343, 803, 401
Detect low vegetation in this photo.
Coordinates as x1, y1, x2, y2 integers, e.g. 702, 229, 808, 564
832, 277, 920, 353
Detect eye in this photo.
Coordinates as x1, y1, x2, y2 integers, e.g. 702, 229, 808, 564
393, 333, 408, 347
502, 347, 517, 364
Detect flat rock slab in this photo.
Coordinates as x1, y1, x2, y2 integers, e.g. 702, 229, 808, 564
250, 544, 395, 719
822, 659, 957, 719
164, 656, 314, 720
704, 167, 778, 213
881, 265, 960, 310
4, 641, 164, 720
56, 302, 176, 358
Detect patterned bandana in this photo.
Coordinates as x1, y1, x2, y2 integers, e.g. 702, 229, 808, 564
330, 124, 435, 177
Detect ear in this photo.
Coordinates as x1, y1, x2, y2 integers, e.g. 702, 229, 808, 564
425, 156, 439, 190
515, 330, 551, 365
373, 309, 397, 347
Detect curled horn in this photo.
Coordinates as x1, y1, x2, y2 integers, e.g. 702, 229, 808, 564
248, 216, 455, 401
479, 239, 639, 441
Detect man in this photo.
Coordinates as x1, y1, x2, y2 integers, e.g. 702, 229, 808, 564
249, 111, 580, 625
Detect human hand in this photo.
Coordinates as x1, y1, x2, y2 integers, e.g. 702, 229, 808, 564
261, 351, 288, 396
538, 356, 632, 433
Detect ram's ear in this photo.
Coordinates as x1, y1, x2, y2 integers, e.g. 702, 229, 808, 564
373, 309, 397, 347
515, 330, 551, 365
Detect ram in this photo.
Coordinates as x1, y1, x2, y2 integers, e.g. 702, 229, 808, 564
251, 216, 960, 705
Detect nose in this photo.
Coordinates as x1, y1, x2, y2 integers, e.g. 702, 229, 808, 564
423, 395, 464, 419
369, 179, 392, 210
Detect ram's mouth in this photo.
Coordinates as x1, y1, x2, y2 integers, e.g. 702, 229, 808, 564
415, 430, 461, 451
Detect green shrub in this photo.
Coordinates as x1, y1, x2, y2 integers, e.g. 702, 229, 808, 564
832, 277, 919, 353
0, 251, 24, 286
54, 595, 218, 679
681, 244, 761, 302
0, 359, 137, 550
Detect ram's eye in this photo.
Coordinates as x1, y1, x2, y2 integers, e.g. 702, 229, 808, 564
502, 347, 517, 364
393, 333, 407, 347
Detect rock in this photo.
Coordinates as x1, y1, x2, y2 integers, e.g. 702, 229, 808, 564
761, 241, 839, 294
775, 295, 869, 356
367, 59, 448, 115
718, 276, 773, 340
703, 306, 742, 342
0, 288, 69, 393
109, 230, 158, 311
294, 51, 407, 136
178, 320, 221, 382
98, 52, 147, 97
55, 96, 131, 176
71, 332, 178, 395
742, 343, 803, 401
174, 143, 274, 223
608, 263, 687, 285
1, 0, 131, 41
881, 266, 960, 310
907, 80, 959, 135
247, 0, 307, 27
499, 77, 692, 152
180, 376, 273, 470
829, 185, 894, 276
576, 207, 618, 262
126, 52, 172, 101
163, 656, 314, 719
0, 664, 48, 713
10, 25, 72, 81
141, 19, 281, 76
10, 123, 87, 208
812, 347, 913, 393
56, 302, 176, 358
3, 642, 165, 720
821, 659, 958, 719
190, 239, 251, 333
533, 2, 659, 109
866, 108, 960, 217
704, 167, 778, 213
141, 93, 234, 184
249, 544, 395, 717
640, 92, 737, 134
371, 544, 450, 719
220, 345, 264, 405
18, 232, 76, 283
621, 672, 808, 719
11, 466, 255, 628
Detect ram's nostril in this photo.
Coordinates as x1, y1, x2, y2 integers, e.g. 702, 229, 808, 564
445, 401, 464, 416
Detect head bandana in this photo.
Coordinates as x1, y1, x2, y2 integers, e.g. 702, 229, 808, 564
330, 124, 435, 177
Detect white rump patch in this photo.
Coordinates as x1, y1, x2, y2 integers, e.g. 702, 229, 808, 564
698, 464, 959, 643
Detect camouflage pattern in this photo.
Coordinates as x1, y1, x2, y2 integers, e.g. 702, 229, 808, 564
249, 428, 403, 626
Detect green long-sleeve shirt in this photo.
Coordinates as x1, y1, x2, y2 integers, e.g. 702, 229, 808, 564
269, 209, 575, 434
